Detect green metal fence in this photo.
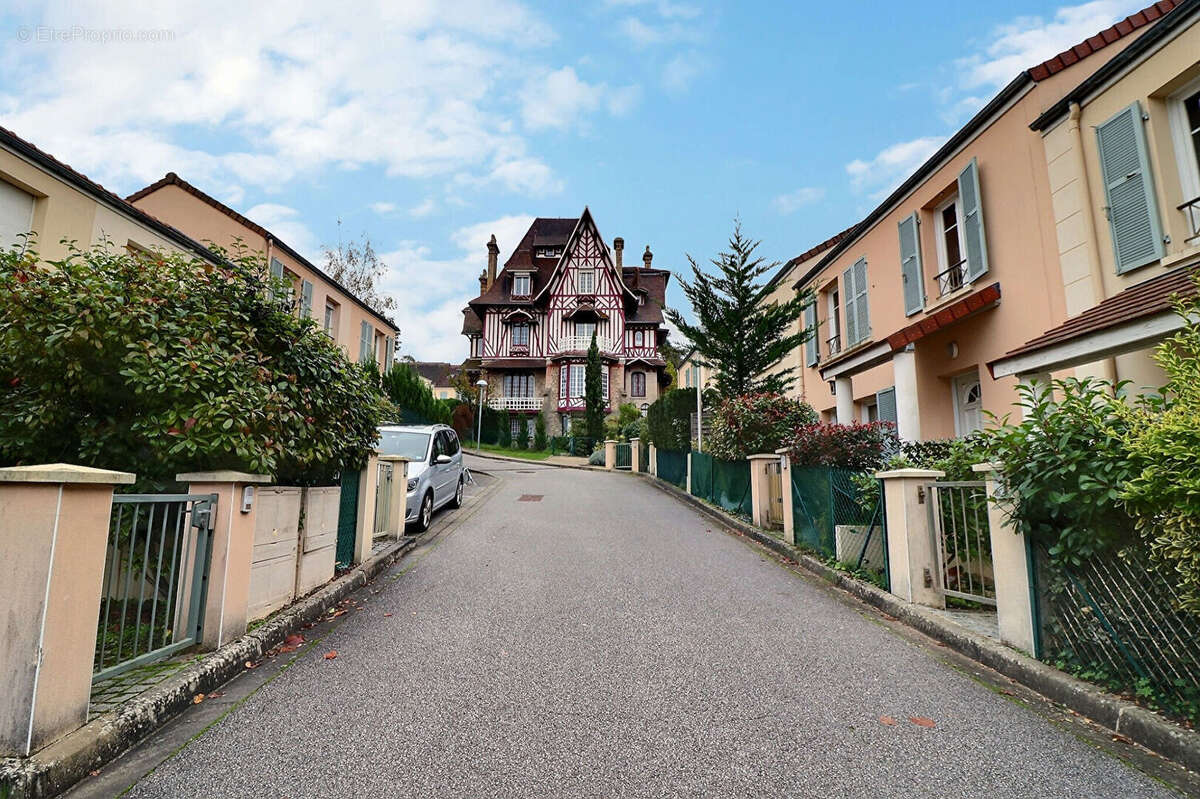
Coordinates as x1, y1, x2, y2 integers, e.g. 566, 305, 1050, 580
791, 467, 886, 579
1033, 544, 1200, 720
615, 442, 632, 470
335, 469, 361, 569
656, 449, 688, 488
689, 452, 753, 517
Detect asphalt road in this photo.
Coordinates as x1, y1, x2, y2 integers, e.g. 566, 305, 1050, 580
112, 456, 1186, 798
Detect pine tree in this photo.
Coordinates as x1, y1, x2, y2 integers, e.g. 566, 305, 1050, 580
666, 220, 814, 397
516, 416, 530, 449
585, 332, 605, 441
533, 414, 548, 451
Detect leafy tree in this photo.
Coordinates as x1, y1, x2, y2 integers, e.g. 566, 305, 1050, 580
380, 364, 452, 425
321, 222, 399, 321
0, 240, 387, 486
666, 220, 813, 396
645, 388, 696, 451
584, 332, 605, 440
707, 393, 818, 460
516, 416, 530, 449
533, 414, 547, 451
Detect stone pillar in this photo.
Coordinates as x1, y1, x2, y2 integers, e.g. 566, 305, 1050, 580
177, 471, 272, 650
777, 449, 795, 546
747, 454, 778, 528
875, 468, 945, 607
630, 438, 641, 474
377, 456, 409, 538
0, 464, 135, 757
354, 451, 380, 564
974, 463, 1038, 654
648, 443, 657, 477
604, 440, 616, 471
835, 375, 854, 424
892, 346, 921, 441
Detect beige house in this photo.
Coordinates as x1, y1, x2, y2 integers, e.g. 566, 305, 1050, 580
780, 2, 1178, 440
128, 173, 398, 365
991, 0, 1200, 387
678, 347, 714, 393
0, 126, 218, 264
410, 361, 462, 400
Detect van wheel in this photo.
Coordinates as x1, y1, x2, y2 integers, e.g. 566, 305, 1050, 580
414, 491, 433, 532
450, 477, 465, 509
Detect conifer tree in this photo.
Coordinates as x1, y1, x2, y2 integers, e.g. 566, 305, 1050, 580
585, 332, 605, 441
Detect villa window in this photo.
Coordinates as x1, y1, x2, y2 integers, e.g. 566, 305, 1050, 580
575, 321, 596, 343
504, 373, 534, 397
826, 288, 841, 356
569, 364, 585, 398
631, 371, 646, 398
935, 196, 966, 295
511, 322, 530, 348
324, 300, 338, 336
513, 274, 531, 296
633, 329, 644, 347
577, 269, 595, 294
1170, 80, 1200, 239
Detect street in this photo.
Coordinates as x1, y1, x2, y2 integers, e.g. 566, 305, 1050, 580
95, 456, 1183, 797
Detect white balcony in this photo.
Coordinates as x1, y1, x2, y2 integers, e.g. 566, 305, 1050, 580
489, 396, 542, 411
555, 335, 616, 354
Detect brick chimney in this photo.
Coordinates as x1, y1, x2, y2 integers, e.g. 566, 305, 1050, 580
643, 245, 653, 269
479, 270, 487, 293
613, 237, 624, 268
486, 234, 499, 289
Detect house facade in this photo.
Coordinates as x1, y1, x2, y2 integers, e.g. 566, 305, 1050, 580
678, 347, 714, 393
992, 0, 1200, 386
128, 173, 399, 365
779, 2, 1178, 440
410, 361, 462, 400
461, 209, 670, 437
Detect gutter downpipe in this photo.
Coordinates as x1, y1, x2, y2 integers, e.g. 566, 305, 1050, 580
1066, 101, 1118, 385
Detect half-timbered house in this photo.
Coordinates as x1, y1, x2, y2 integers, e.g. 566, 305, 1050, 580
461, 209, 670, 438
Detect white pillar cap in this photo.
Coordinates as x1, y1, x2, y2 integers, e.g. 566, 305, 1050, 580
0, 463, 136, 484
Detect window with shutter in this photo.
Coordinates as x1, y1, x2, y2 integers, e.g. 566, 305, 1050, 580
1097, 102, 1165, 273
384, 335, 394, 367
875, 387, 898, 427
804, 302, 818, 366
957, 158, 989, 281
898, 212, 924, 315
853, 258, 870, 342
359, 321, 371, 363
300, 280, 313, 318
0, 180, 35, 249
841, 266, 858, 346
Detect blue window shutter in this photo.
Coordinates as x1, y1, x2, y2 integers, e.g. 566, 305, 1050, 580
804, 302, 818, 366
842, 265, 858, 345
898, 212, 924, 316
1097, 101, 1164, 273
300, 280, 313, 318
268, 257, 284, 300
849, 257, 870, 344
384, 335, 394, 368
359, 321, 371, 363
875, 387, 897, 426
957, 158, 989, 281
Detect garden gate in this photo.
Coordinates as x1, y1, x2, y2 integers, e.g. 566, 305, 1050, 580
94, 494, 216, 682
765, 460, 784, 529
614, 442, 632, 470
335, 469, 360, 568
926, 481, 995, 605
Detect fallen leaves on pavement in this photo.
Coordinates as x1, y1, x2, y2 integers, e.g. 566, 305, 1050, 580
879, 716, 897, 726
192, 693, 205, 704
909, 716, 936, 728
324, 650, 338, 660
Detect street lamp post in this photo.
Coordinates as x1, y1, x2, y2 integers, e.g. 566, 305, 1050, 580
475, 379, 488, 454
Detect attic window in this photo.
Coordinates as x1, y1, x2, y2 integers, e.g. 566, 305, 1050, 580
513, 274, 531, 296
536, 247, 562, 259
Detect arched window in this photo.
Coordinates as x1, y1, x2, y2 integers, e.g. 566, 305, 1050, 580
630, 371, 646, 398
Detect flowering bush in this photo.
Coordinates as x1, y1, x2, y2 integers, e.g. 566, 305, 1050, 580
786, 422, 895, 470
707, 393, 817, 460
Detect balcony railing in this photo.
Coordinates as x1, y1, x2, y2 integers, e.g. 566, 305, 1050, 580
555, 335, 615, 354
510, 344, 529, 356
1179, 196, 1200, 242
490, 396, 542, 411
826, 334, 842, 357
935, 259, 968, 298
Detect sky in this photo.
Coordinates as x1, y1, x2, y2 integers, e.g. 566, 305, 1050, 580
0, 0, 1153, 361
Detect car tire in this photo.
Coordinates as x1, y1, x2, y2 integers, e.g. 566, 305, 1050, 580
413, 491, 434, 532
449, 476, 465, 509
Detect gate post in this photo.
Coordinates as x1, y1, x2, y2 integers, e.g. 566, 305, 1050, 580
776, 449, 795, 545
875, 468, 945, 608
354, 451, 379, 564
630, 438, 641, 474
604, 440, 616, 471
747, 454, 777, 528
0, 464, 135, 757
974, 463, 1038, 654
178, 471, 272, 650
377, 456, 409, 539
648, 443, 657, 477
686, 450, 692, 493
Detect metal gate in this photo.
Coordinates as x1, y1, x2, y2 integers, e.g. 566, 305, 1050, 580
765, 460, 784, 529
94, 494, 216, 683
374, 460, 395, 537
926, 481, 995, 605
615, 442, 632, 470
335, 469, 361, 568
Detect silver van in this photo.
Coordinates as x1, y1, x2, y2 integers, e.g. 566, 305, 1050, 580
376, 424, 465, 532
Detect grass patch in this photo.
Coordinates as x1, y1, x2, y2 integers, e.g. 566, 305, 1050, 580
474, 443, 554, 461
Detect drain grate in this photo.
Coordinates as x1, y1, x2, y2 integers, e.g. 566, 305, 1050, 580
518, 494, 543, 502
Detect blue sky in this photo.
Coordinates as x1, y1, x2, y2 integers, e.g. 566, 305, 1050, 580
0, 0, 1149, 360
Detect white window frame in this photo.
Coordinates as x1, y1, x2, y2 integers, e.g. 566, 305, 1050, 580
826, 288, 840, 353
1167, 75, 1200, 218
512, 273, 531, 297
934, 194, 966, 282
577, 269, 596, 294
630, 370, 646, 398
575, 320, 596, 342
511, 322, 530, 347
860, 400, 878, 424
568, 363, 585, 399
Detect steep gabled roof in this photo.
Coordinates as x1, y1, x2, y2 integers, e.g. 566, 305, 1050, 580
763, 225, 856, 294
531, 207, 637, 303
469, 216, 579, 307
128, 172, 398, 331
408, 361, 459, 386
1027, 0, 1184, 82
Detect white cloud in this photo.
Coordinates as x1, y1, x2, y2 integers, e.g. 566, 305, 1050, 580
771, 187, 826, 215
957, 1, 1145, 89
370, 202, 399, 215
379, 214, 534, 361
244, 202, 321, 260
519, 66, 640, 131
604, 0, 700, 19
0, 0, 563, 197
408, 198, 437, 218
618, 16, 698, 48
662, 52, 703, 93
846, 136, 946, 202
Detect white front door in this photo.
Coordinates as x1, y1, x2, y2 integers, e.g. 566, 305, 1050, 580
953, 372, 983, 435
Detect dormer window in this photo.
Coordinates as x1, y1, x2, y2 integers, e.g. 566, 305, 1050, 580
536, 246, 562, 259
577, 269, 595, 294
513, 274, 531, 296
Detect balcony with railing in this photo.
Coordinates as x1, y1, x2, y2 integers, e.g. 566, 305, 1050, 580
935, 259, 968, 298
826, 333, 842, 358
489, 395, 542, 411
554, 335, 616, 355
1180, 196, 1200, 243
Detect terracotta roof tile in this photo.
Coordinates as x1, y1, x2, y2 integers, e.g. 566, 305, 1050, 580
1027, 0, 1181, 82
885, 283, 1002, 351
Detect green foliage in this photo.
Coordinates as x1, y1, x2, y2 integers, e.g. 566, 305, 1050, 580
516, 415, 530, 449
533, 413, 547, 451
604, 402, 642, 441
380, 364, 452, 425
787, 422, 894, 470
645, 387, 696, 451
499, 411, 512, 448
707, 393, 818, 460
665, 220, 814, 396
0, 240, 387, 486
984, 378, 1138, 564
584, 333, 605, 440
1121, 282, 1200, 612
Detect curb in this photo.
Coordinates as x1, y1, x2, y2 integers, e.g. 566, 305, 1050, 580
637, 472, 1200, 775
0, 538, 418, 799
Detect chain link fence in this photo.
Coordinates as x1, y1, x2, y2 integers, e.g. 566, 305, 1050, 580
688, 452, 752, 518
656, 449, 688, 488
791, 467, 886, 581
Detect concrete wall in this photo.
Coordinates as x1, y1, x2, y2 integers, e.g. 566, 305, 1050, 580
247, 486, 302, 622
295, 487, 339, 598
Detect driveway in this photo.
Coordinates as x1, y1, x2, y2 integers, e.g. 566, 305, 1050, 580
96, 458, 1188, 797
